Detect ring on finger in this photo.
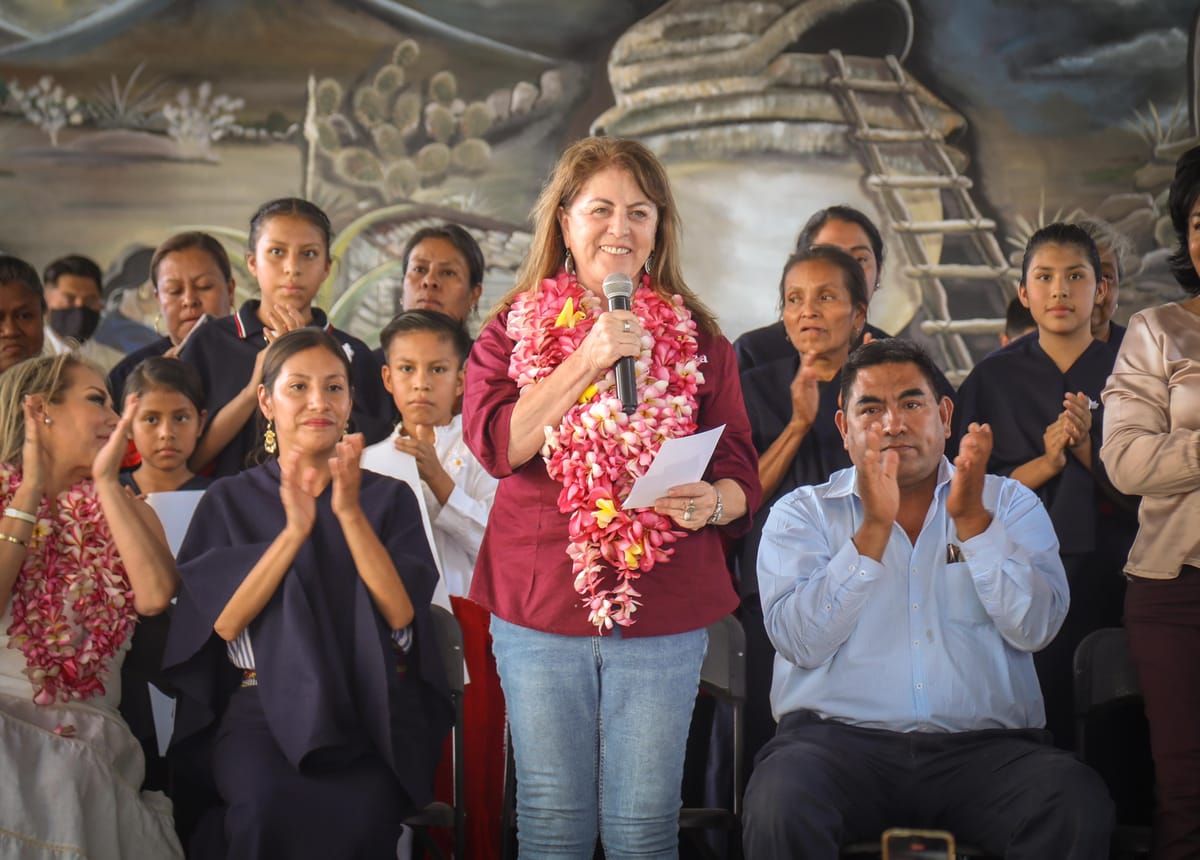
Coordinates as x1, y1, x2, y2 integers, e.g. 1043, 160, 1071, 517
623, 320, 632, 333
683, 497, 695, 522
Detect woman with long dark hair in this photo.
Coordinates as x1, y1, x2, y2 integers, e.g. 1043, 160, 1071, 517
165, 328, 452, 859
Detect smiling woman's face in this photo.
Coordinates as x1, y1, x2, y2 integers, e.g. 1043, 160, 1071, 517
259, 345, 351, 457
41, 365, 119, 473
557, 166, 659, 297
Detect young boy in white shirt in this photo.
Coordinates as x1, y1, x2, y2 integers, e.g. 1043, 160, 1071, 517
369, 310, 496, 596
364, 309, 503, 857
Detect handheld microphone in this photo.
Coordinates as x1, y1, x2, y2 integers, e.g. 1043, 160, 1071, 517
602, 273, 638, 414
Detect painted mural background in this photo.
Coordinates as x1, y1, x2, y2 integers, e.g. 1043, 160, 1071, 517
0, 0, 1195, 380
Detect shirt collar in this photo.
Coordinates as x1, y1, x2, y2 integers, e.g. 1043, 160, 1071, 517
826, 456, 955, 498
233, 300, 332, 340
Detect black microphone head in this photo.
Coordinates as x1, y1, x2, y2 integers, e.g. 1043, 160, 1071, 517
602, 273, 634, 301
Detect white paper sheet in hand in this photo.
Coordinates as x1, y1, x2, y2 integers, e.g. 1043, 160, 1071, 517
622, 424, 725, 510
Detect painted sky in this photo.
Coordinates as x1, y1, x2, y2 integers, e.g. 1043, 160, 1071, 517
909, 0, 1194, 135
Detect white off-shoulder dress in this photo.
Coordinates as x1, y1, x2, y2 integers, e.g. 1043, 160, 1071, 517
0, 602, 182, 860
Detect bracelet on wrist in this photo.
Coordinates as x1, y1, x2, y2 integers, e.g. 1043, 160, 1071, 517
3, 506, 36, 525
0, 532, 28, 547
707, 486, 724, 526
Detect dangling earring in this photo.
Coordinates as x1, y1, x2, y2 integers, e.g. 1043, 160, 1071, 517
264, 420, 277, 454
153, 313, 164, 337
644, 251, 654, 275
564, 248, 576, 276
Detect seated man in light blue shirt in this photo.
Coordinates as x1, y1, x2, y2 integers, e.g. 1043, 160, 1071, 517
743, 339, 1112, 859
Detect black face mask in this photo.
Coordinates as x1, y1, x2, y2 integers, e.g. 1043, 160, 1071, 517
48, 307, 101, 343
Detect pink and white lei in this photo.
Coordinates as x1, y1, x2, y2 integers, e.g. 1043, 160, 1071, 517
507, 271, 705, 631
1, 465, 135, 705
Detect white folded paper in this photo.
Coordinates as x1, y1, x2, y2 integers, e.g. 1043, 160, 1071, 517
622, 425, 725, 510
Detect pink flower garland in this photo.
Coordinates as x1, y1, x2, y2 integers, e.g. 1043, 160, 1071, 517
507, 271, 705, 631
1, 465, 135, 705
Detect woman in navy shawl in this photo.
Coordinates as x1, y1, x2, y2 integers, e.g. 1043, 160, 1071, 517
734, 245, 867, 769
164, 328, 452, 859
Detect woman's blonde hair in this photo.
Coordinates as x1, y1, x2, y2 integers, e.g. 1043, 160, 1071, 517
492, 137, 719, 335
0, 353, 92, 464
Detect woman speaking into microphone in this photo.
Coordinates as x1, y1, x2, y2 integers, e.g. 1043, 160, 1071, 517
463, 136, 760, 858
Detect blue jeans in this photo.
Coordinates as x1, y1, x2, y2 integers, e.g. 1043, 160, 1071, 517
491, 616, 707, 860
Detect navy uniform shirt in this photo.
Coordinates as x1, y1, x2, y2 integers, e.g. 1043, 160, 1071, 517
736, 353, 850, 598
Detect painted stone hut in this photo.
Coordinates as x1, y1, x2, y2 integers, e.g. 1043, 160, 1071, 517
594, 0, 1017, 377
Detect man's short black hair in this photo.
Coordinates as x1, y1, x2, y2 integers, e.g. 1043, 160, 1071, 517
42, 254, 103, 294
839, 339, 945, 407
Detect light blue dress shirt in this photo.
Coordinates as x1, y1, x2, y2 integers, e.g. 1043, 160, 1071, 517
757, 458, 1069, 733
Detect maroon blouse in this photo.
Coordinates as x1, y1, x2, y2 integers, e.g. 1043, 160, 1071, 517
463, 309, 762, 637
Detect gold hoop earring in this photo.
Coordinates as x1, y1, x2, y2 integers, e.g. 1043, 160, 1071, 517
264, 420, 277, 454
564, 248, 576, 276
154, 313, 164, 337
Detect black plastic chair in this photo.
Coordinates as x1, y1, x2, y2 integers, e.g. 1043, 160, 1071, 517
680, 613, 747, 860
407, 604, 467, 860
1073, 627, 1153, 859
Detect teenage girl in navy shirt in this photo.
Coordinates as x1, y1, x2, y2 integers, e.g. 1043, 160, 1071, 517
180, 198, 390, 476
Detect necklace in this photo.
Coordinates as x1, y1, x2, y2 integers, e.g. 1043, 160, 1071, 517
2, 466, 135, 705
507, 271, 704, 630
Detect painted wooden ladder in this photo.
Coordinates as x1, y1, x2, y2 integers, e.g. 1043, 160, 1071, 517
826, 49, 1018, 381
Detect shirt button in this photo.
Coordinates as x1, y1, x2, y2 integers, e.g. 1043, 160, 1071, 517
825, 604, 832, 611
916, 683, 923, 690
913, 640, 919, 647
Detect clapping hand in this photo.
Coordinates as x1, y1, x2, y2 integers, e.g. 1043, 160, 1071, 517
92, 393, 138, 485
242, 305, 307, 394
948, 421, 993, 540
1041, 415, 1072, 472
263, 304, 307, 346
1061, 391, 1093, 463
279, 446, 319, 539
330, 433, 365, 521
858, 422, 899, 526
789, 351, 820, 431
20, 396, 50, 496
851, 422, 899, 561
